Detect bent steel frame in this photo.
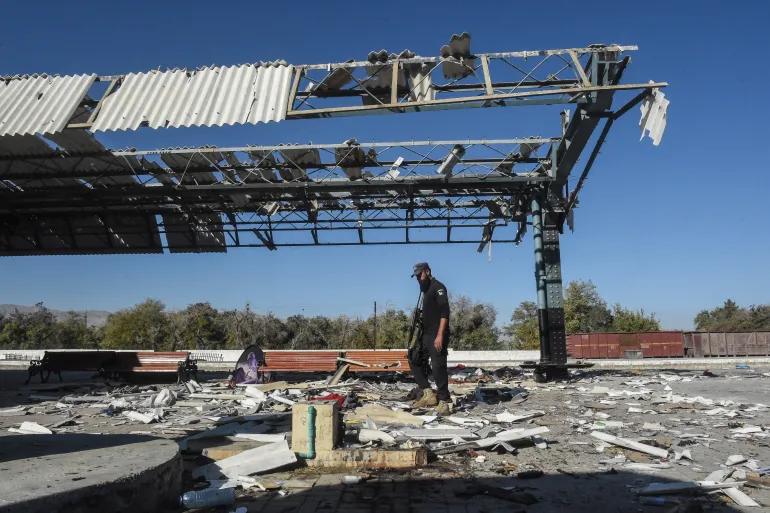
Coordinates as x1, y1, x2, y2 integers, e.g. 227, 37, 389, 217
0, 38, 667, 380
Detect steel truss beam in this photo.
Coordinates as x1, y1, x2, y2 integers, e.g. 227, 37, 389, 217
284, 45, 664, 119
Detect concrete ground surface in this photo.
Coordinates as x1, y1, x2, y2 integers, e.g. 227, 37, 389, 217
1, 364, 769, 512
0, 433, 181, 513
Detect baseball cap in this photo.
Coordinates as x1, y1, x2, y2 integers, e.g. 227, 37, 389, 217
411, 262, 430, 277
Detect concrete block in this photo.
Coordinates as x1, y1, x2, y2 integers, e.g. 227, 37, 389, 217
292, 401, 340, 454
306, 447, 428, 469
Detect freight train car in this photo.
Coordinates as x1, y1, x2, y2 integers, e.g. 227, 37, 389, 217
567, 331, 685, 359
567, 331, 770, 358
683, 331, 770, 357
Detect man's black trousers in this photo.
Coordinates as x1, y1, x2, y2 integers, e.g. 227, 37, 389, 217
408, 333, 450, 401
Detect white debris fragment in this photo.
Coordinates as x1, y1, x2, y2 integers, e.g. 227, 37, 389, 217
592, 421, 625, 429
153, 388, 176, 407
624, 462, 672, 471
722, 485, 760, 507
244, 387, 267, 401
358, 429, 396, 444
731, 425, 762, 434
0, 405, 29, 417
8, 421, 53, 435
495, 410, 544, 423
589, 431, 668, 458
193, 440, 297, 480
533, 435, 548, 449
475, 426, 549, 448
674, 449, 692, 461
124, 411, 155, 424
642, 422, 665, 431
341, 476, 362, 485
726, 455, 747, 466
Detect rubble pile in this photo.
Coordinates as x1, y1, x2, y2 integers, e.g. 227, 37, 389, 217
2, 365, 770, 510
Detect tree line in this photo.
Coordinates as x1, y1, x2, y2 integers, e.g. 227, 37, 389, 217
505, 280, 662, 349
2, 283, 765, 352
0, 296, 504, 352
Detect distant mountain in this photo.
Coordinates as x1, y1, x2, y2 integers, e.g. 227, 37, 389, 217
0, 304, 110, 327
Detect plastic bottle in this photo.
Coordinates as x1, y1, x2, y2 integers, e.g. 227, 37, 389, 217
179, 488, 236, 509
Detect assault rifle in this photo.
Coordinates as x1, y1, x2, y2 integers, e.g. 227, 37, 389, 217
406, 291, 424, 363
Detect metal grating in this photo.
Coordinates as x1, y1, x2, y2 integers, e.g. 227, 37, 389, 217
91, 64, 294, 132
0, 74, 95, 136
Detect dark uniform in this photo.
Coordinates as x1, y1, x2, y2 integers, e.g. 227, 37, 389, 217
409, 278, 451, 401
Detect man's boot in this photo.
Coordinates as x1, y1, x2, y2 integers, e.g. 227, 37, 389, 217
412, 388, 438, 408
434, 400, 452, 416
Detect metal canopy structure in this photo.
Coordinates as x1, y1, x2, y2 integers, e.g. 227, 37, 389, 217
0, 34, 668, 380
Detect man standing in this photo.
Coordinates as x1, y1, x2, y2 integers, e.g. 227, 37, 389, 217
408, 262, 452, 415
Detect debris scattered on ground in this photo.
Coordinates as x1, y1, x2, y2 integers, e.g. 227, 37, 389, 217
4, 363, 769, 510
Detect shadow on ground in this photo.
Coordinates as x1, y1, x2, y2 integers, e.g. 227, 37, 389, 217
0, 432, 162, 463
170, 468, 747, 513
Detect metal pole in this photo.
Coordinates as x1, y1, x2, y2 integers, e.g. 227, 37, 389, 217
373, 301, 377, 350
531, 194, 551, 364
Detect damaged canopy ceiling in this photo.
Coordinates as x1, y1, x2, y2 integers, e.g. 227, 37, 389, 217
0, 35, 668, 256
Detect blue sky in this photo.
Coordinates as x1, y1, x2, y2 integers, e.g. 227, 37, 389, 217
2, 0, 769, 329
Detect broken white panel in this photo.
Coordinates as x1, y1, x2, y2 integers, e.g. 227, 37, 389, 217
8, 421, 53, 434
726, 454, 747, 466
92, 64, 294, 131
399, 428, 477, 440
407, 63, 436, 102
639, 85, 669, 146
475, 426, 549, 448
0, 406, 29, 417
440, 32, 475, 79
269, 391, 295, 406
124, 411, 155, 424
179, 421, 272, 451
495, 410, 545, 423
0, 73, 96, 136
590, 431, 668, 458
358, 429, 396, 444
232, 434, 286, 443
722, 486, 760, 507
192, 440, 297, 480
624, 462, 672, 471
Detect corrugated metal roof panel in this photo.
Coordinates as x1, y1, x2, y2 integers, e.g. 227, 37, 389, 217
44, 107, 103, 154
91, 64, 293, 132
163, 213, 226, 253
639, 87, 668, 146
0, 213, 163, 256
440, 32, 475, 79
0, 74, 95, 136
0, 134, 54, 157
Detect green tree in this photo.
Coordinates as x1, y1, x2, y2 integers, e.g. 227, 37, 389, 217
0, 303, 57, 349
449, 295, 502, 350
168, 302, 225, 350
102, 299, 169, 350
564, 280, 612, 333
694, 300, 770, 331
503, 301, 540, 349
610, 304, 661, 332
56, 312, 100, 348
